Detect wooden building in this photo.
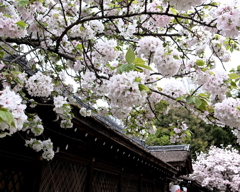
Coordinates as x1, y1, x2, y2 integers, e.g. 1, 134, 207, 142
0, 55, 211, 192
0, 97, 183, 192
148, 145, 193, 176
148, 145, 211, 192
179, 176, 212, 192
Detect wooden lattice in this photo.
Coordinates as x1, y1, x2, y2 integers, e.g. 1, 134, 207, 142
39, 159, 87, 192
155, 184, 164, 192
141, 181, 153, 192
0, 169, 25, 192
122, 177, 138, 192
92, 170, 118, 192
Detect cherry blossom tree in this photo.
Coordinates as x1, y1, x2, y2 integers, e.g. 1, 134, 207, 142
1, 0, 240, 160
191, 146, 240, 192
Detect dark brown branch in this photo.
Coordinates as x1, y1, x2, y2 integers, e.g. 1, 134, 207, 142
59, 0, 68, 26
150, 88, 185, 104
133, 33, 182, 37
191, 84, 203, 96
146, 96, 162, 124
10, 47, 39, 64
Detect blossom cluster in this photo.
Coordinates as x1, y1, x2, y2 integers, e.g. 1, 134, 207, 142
169, 121, 189, 143
1, 0, 240, 161
79, 107, 91, 117
191, 145, 240, 191
215, 2, 240, 38
117, 19, 137, 37
153, 47, 182, 77
53, 96, 73, 128
23, 115, 44, 136
93, 40, 119, 65
179, 26, 212, 55
169, 0, 206, 11
0, 2, 27, 38
193, 68, 229, 102
137, 36, 162, 59
137, 37, 182, 77
143, 1, 171, 30
107, 71, 148, 118
0, 86, 27, 137
25, 138, 55, 161
211, 38, 231, 62
69, 20, 104, 40
25, 71, 54, 97
162, 81, 187, 107
214, 98, 240, 129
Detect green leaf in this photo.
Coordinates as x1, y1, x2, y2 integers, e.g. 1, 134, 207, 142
0, 108, 8, 111
186, 96, 193, 104
1, 72, 8, 76
176, 96, 184, 101
138, 84, 150, 92
76, 44, 82, 50
198, 99, 208, 110
170, 131, 175, 136
198, 93, 209, 98
11, 71, 21, 75
185, 130, 191, 136
201, 68, 207, 72
170, 7, 178, 14
229, 73, 240, 79
17, 0, 30, 6
80, 25, 85, 31
16, 21, 28, 29
134, 67, 143, 72
135, 77, 141, 82
0, 3, 7, 7
135, 63, 153, 70
164, 52, 171, 56
193, 97, 202, 108
211, 2, 218, 6
125, 48, 135, 64
0, 108, 15, 127
117, 64, 135, 74
3, 14, 12, 18
230, 81, 237, 89
196, 60, 205, 66
0, 51, 5, 58
173, 55, 179, 59
134, 57, 145, 65
0, 132, 7, 138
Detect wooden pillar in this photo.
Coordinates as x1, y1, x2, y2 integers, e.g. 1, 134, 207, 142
118, 168, 123, 192
138, 174, 142, 192
164, 182, 169, 192
33, 160, 44, 192
87, 158, 95, 192
152, 179, 155, 192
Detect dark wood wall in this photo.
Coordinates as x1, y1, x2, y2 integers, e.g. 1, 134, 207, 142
0, 124, 174, 192
38, 157, 167, 192
0, 105, 177, 192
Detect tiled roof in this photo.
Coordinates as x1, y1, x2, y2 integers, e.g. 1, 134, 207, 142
148, 145, 190, 152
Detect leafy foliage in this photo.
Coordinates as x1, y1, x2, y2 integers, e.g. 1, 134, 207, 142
146, 107, 239, 159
